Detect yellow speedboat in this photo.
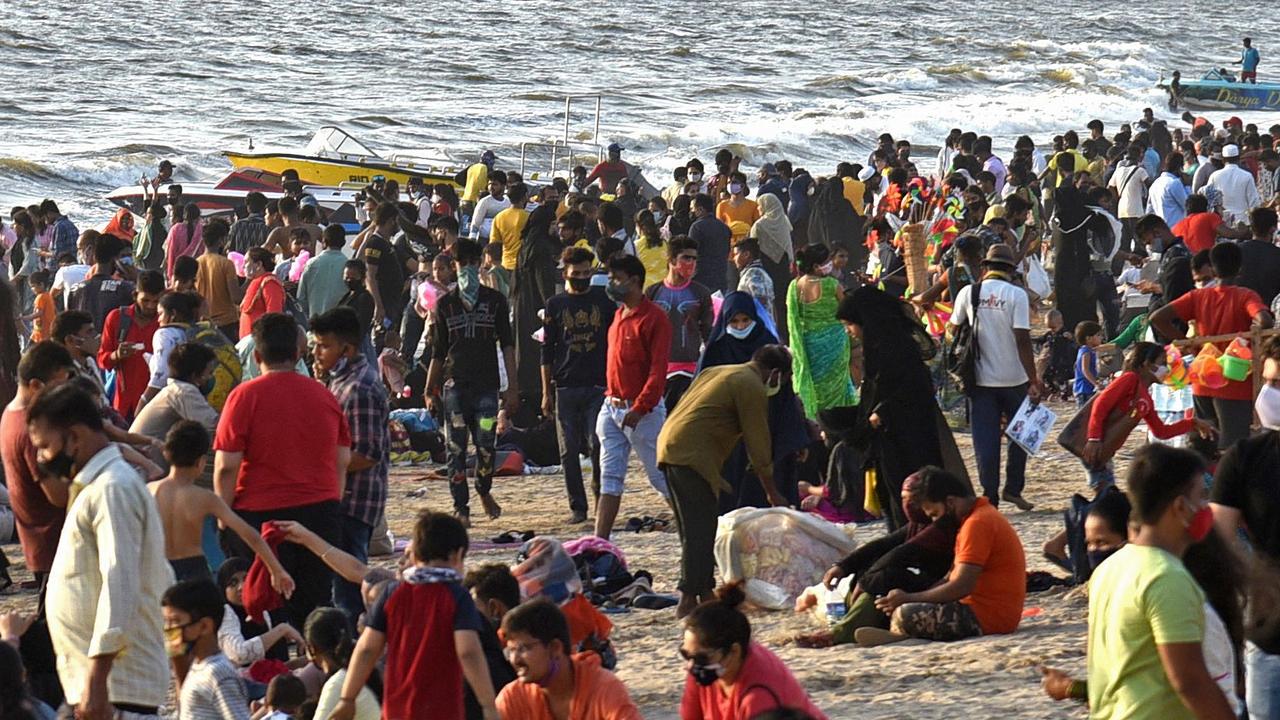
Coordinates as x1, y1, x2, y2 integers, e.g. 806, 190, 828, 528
224, 126, 466, 188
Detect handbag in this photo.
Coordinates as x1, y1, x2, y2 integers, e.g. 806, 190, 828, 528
945, 281, 982, 395
1056, 380, 1143, 467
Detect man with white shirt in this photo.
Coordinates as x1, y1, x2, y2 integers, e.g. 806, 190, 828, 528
29, 384, 171, 719
976, 136, 1006, 194
1147, 152, 1189, 228
468, 174, 511, 242
1205, 144, 1261, 226
949, 244, 1044, 511
1108, 144, 1150, 249
937, 129, 961, 182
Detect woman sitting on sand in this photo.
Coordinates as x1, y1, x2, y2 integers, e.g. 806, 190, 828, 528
680, 583, 828, 720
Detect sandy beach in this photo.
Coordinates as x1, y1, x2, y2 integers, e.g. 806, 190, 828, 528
0, 395, 1117, 719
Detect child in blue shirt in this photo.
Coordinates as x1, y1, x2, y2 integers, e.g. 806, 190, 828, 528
1073, 320, 1104, 406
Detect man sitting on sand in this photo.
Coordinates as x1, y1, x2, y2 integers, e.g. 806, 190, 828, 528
856, 466, 1026, 647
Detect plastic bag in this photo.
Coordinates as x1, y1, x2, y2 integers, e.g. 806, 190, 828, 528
794, 575, 855, 625
713, 507, 857, 610
1024, 255, 1052, 298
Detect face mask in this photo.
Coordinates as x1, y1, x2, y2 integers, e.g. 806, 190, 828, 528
431, 194, 442, 204
164, 626, 197, 658
1256, 383, 1280, 430
38, 434, 76, 480
566, 276, 591, 293
1185, 498, 1214, 543
690, 173, 703, 183
817, 261, 834, 276
1087, 548, 1119, 569
534, 656, 561, 688
729, 183, 744, 195
457, 265, 481, 306
605, 279, 630, 302
1152, 365, 1170, 383
689, 662, 725, 687
345, 279, 363, 292
199, 375, 217, 397
652, 211, 666, 225
726, 321, 756, 340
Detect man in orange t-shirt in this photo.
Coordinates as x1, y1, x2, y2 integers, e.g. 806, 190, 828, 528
1151, 241, 1273, 454
857, 466, 1026, 646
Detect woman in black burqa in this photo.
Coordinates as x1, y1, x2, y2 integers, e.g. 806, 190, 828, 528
511, 204, 561, 413
835, 285, 970, 530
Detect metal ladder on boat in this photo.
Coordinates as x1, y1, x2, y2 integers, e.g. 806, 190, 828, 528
519, 94, 605, 181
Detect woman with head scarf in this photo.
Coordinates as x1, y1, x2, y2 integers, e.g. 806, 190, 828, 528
102, 207, 136, 243
836, 286, 969, 531
511, 204, 561, 411
750, 193, 795, 340
698, 292, 811, 510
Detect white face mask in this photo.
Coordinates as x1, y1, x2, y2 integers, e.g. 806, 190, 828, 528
817, 261, 834, 276
1152, 365, 1170, 382
1257, 383, 1280, 430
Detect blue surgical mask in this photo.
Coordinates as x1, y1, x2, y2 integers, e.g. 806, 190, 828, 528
729, 183, 744, 195
726, 321, 756, 340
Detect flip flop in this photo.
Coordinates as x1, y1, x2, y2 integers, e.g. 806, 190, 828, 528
631, 594, 678, 610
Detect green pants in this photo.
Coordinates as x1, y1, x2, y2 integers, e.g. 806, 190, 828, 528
831, 591, 889, 645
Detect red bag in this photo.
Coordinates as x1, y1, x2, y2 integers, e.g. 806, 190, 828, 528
243, 521, 287, 623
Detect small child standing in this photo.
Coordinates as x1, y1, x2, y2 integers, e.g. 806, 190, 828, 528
163, 578, 253, 720
149, 421, 296, 592
25, 270, 54, 343
1073, 320, 1104, 406
333, 511, 498, 720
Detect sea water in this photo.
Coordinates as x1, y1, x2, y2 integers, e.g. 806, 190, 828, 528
0, 0, 1271, 217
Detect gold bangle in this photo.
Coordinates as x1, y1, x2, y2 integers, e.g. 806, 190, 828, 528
320, 546, 334, 561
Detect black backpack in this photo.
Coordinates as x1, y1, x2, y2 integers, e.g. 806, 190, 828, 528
946, 280, 982, 395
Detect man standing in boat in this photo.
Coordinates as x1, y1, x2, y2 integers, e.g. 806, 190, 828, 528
457, 149, 498, 235
1234, 37, 1260, 83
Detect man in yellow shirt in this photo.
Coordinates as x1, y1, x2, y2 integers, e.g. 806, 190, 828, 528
457, 149, 498, 228
839, 163, 867, 217
491, 182, 530, 271
1043, 131, 1089, 188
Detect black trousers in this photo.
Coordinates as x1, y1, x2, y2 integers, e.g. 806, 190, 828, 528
664, 464, 719, 597
224, 500, 342, 628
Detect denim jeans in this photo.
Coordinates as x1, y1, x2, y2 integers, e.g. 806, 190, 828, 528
1082, 459, 1116, 491
969, 383, 1029, 503
1247, 641, 1280, 720
333, 515, 372, 625
443, 382, 499, 515
555, 385, 604, 513
596, 399, 668, 498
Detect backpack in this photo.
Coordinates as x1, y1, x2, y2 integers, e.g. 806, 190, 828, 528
945, 280, 982, 396
179, 321, 242, 411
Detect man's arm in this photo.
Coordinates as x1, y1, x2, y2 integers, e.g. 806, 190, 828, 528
364, 262, 384, 325
1157, 642, 1236, 720
896, 563, 981, 605
1014, 328, 1043, 399
213, 450, 242, 508
1148, 302, 1184, 343
455, 629, 499, 720
335, 445, 350, 499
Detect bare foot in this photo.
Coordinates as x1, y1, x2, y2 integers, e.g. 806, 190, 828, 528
480, 493, 502, 521
795, 631, 835, 649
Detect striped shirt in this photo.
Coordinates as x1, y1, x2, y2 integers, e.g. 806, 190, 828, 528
47, 444, 174, 708
178, 652, 251, 720
327, 355, 389, 526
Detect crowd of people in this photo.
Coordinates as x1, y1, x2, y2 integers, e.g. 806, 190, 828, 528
0, 100, 1278, 718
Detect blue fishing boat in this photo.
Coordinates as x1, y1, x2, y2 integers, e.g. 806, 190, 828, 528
1160, 69, 1280, 111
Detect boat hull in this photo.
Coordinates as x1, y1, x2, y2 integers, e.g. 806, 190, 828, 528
223, 152, 461, 188
1166, 80, 1280, 111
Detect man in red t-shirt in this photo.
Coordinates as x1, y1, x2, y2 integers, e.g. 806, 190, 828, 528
0, 341, 75, 604
98, 270, 162, 419
1170, 194, 1247, 254
1151, 242, 1274, 454
214, 313, 352, 626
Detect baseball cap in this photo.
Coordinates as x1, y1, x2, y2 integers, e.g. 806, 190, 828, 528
1228, 116, 1243, 127
607, 142, 625, 154
1223, 144, 1241, 158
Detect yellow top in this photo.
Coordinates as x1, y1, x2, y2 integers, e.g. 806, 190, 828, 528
491, 207, 530, 270
842, 177, 866, 216
462, 162, 490, 203
716, 198, 761, 228
1048, 150, 1089, 186
657, 364, 773, 493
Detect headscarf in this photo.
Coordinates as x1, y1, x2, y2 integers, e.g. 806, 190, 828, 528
836, 285, 937, 385
102, 207, 136, 242
807, 177, 859, 254
513, 204, 561, 401
750, 193, 793, 264
696, 291, 777, 373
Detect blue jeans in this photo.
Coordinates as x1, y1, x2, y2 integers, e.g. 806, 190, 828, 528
1247, 641, 1280, 720
555, 385, 604, 513
1082, 459, 1115, 491
332, 515, 372, 625
969, 384, 1028, 503
596, 399, 667, 498
443, 383, 499, 515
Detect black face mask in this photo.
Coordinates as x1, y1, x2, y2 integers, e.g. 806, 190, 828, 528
345, 280, 363, 292
567, 277, 591, 293
38, 441, 75, 481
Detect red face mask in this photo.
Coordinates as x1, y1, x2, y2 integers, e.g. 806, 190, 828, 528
1185, 498, 1214, 543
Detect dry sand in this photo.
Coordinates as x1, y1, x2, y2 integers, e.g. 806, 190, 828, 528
0, 397, 1122, 719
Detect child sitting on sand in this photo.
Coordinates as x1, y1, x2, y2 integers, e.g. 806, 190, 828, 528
149, 420, 296, 593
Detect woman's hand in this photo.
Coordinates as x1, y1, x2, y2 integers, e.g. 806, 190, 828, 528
822, 565, 846, 590
1193, 418, 1218, 440
1039, 666, 1075, 701
1082, 439, 1102, 468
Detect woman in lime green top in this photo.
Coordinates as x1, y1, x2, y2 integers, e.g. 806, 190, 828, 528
788, 244, 857, 417
634, 209, 668, 285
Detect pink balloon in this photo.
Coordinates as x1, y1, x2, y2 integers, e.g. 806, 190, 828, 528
228, 252, 246, 277
288, 250, 310, 283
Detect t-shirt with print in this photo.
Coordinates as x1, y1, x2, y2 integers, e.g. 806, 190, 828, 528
366, 573, 487, 720
950, 278, 1031, 388
429, 285, 513, 391
644, 279, 713, 375
1087, 544, 1205, 720
360, 233, 404, 324
541, 288, 616, 388
954, 497, 1026, 634
214, 371, 351, 512
1169, 285, 1267, 400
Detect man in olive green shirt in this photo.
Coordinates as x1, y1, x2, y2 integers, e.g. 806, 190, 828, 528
658, 344, 791, 618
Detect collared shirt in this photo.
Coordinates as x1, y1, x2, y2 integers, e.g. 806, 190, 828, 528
1146, 172, 1189, 227
228, 214, 270, 255
327, 355, 389, 527
605, 297, 671, 414
298, 248, 349, 317
50, 216, 79, 264
129, 378, 220, 442
46, 443, 172, 708
736, 260, 775, 318
657, 364, 772, 494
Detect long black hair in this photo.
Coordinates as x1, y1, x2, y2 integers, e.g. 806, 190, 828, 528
305, 607, 383, 702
